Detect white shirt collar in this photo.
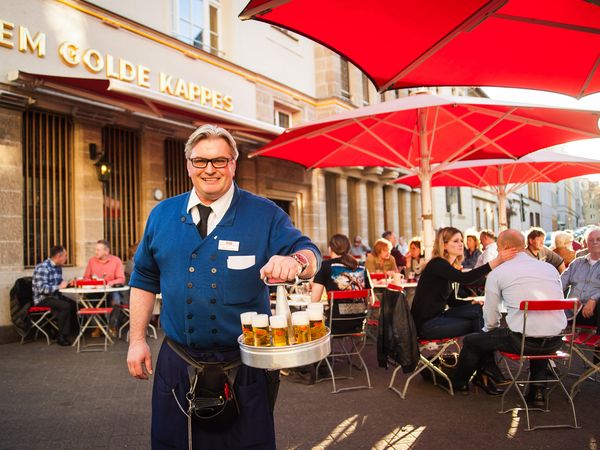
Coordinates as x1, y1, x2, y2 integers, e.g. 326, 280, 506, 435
586, 254, 599, 266
186, 183, 235, 228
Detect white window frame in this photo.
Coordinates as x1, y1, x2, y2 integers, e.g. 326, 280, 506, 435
274, 109, 292, 128
173, 0, 221, 55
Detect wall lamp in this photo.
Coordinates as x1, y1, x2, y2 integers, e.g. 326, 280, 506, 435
89, 143, 112, 182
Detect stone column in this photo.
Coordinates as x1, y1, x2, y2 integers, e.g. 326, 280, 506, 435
357, 180, 369, 242
308, 169, 328, 251
337, 175, 349, 235
384, 185, 399, 234
138, 130, 167, 229
0, 108, 23, 341
370, 184, 384, 246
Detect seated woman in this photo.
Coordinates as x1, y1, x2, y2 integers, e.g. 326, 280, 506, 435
364, 238, 398, 276
312, 234, 370, 302
462, 233, 482, 270
404, 237, 425, 280
411, 227, 515, 341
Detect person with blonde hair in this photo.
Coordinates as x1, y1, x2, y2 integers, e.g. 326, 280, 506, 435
553, 231, 576, 267
365, 238, 398, 274
411, 227, 517, 341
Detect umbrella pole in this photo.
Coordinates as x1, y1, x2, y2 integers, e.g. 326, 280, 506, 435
498, 167, 508, 231
418, 108, 435, 259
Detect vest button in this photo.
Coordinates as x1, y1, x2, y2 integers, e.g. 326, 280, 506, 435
211, 328, 218, 334
189, 267, 195, 273
188, 328, 194, 333
187, 314, 193, 320
210, 298, 216, 304
180, 216, 186, 222
211, 283, 217, 289
187, 282, 193, 288
210, 315, 216, 320
211, 268, 217, 274
191, 253, 197, 259
186, 298, 192, 304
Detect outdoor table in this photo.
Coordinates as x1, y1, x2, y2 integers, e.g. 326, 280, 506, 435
60, 285, 130, 349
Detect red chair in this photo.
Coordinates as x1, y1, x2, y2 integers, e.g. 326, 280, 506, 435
498, 299, 580, 431
21, 306, 59, 345
567, 325, 600, 397
316, 289, 372, 393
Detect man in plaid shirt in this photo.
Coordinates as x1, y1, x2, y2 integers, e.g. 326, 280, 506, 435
32, 245, 77, 346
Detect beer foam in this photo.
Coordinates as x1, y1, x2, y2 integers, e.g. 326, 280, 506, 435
252, 314, 269, 328
307, 308, 324, 321
269, 315, 287, 328
306, 302, 324, 313
291, 311, 309, 326
240, 311, 258, 325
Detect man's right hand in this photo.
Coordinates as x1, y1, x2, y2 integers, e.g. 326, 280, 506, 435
58, 281, 68, 289
582, 299, 597, 319
127, 340, 153, 380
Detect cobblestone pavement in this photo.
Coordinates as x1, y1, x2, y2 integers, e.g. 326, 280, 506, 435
1, 333, 599, 449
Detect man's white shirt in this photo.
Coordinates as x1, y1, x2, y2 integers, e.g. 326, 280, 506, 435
186, 183, 235, 235
484, 252, 566, 337
475, 242, 498, 268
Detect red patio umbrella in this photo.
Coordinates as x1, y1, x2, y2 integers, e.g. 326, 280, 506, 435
393, 147, 600, 230
249, 93, 600, 256
239, 0, 600, 98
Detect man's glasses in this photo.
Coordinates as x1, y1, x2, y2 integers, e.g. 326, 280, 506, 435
188, 157, 232, 169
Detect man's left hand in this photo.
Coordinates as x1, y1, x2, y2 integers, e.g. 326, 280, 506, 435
582, 299, 597, 318
260, 255, 301, 281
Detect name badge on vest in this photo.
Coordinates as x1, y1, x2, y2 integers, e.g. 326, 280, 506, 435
218, 240, 240, 252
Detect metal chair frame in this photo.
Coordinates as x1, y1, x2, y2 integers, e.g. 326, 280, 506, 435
389, 337, 461, 399
498, 299, 580, 431
21, 306, 59, 345
568, 325, 600, 397
316, 289, 372, 393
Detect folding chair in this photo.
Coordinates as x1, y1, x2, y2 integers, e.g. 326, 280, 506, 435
389, 336, 461, 399
316, 289, 372, 393
498, 299, 580, 431
72, 279, 113, 352
366, 272, 386, 340
21, 306, 59, 345
568, 325, 600, 397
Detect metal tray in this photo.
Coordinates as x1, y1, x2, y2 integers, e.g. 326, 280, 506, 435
238, 329, 331, 369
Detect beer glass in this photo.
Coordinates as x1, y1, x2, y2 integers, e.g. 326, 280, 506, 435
292, 311, 311, 344
252, 314, 271, 347
240, 311, 257, 345
269, 315, 289, 346
307, 306, 326, 340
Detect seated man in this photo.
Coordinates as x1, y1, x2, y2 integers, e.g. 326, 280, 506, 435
452, 229, 566, 406
561, 227, 600, 329
350, 235, 371, 259
525, 227, 565, 273
475, 229, 498, 268
32, 245, 77, 346
83, 239, 125, 336
382, 230, 406, 269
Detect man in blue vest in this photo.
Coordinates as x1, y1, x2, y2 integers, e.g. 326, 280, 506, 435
126, 124, 320, 449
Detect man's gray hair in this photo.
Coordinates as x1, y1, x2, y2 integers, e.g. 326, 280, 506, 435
184, 124, 239, 160
584, 226, 600, 243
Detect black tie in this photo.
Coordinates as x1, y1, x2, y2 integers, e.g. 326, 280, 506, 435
196, 204, 212, 239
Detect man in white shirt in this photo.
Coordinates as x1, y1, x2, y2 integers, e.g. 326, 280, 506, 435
475, 229, 498, 268
452, 229, 566, 405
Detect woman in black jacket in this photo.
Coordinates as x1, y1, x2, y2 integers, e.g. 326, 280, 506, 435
411, 227, 516, 341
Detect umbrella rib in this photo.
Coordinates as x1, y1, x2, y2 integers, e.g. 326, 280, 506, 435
353, 118, 413, 167
381, 0, 507, 91
308, 132, 402, 169
464, 104, 600, 138
428, 106, 440, 158
494, 14, 600, 35
239, 0, 292, 19
578, 55, 600, 99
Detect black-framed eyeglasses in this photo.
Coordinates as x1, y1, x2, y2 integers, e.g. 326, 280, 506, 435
187, 157, 232, 169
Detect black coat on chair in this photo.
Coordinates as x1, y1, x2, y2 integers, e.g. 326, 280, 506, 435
10, 277, 34, 337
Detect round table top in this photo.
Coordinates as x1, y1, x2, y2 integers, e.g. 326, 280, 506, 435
60, 285, 130, 294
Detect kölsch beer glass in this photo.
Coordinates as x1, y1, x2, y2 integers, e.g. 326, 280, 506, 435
292, 311, 311, 344
269, 315, 289, 346
307, 304, 326, 340
240, 311, 257, 345
252, 314, 271, 347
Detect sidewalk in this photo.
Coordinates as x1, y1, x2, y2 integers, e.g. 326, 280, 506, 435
1, 334, 598, 449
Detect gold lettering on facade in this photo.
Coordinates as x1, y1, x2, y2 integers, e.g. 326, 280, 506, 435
105, 54, 119, 79
188, 82, 201, 101
18, 26, 46, 57
0, 20, 15, 49
159, 72, 174, 95
137, 65, 151, 88
200, 86, 212, 106
58, 41, 80, 66
222, 95, 233, 112
82, 48, 104, 73
211, 91, 224, 109
119, 59, 135, 82
174, 78, 189, 100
